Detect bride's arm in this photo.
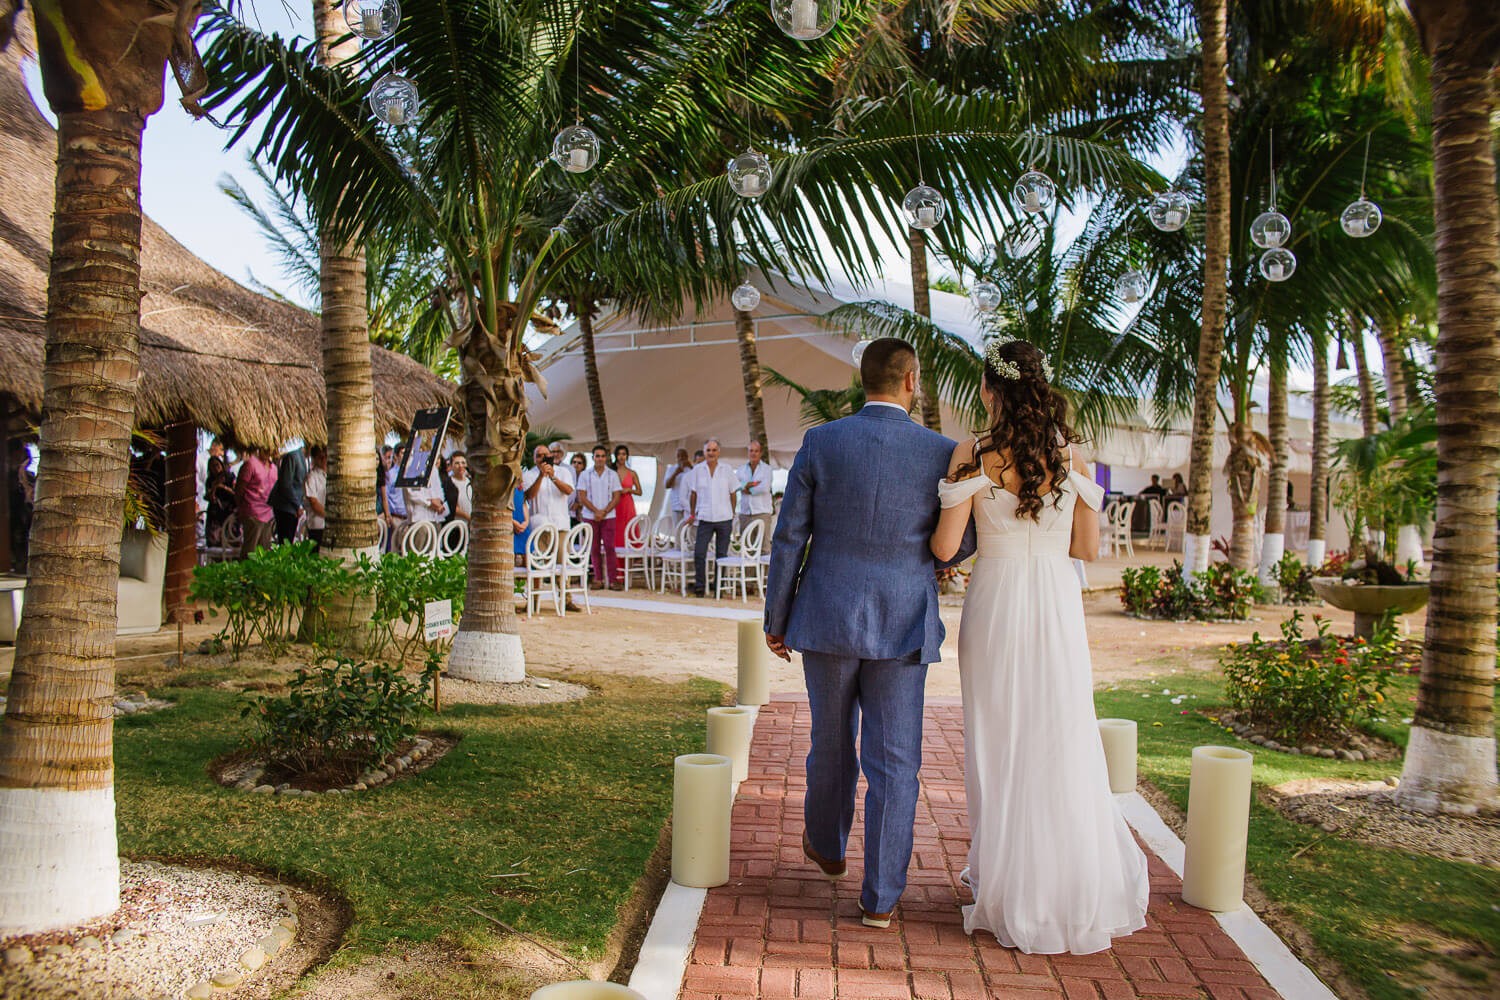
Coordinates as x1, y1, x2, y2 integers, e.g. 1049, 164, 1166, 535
1068, 452, 1102, 562
931, 440, 977, 562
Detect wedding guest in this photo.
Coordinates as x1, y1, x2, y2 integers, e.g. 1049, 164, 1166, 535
568, 453, 588, 525
196, 437, 224, 522
404, 459, 448, 525
270, 443, 308, 544
523, 444, 576, 533
612, 444, 643, 583
576, 445, 624, 588
736, 438, 774, 539
234, 444, 278, 558
512, 485, 531, 568
304, 445, 328, 551
379, 445, 409, 551
1168, 473, 1187, 497
449, 452, 474, 521
664, 448, 694, 528
204, 455, 236, 546
1139, 474, 1168, 499
688, 438, 738, 597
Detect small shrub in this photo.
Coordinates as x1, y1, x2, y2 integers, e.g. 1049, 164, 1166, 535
1120, 561, 1256, 621
240, 651, 439, 785
1273, 553, 1318, 605
1222, 610, 1398, 744
361, 552, 468, 659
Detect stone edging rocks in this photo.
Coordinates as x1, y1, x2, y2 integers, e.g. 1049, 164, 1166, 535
218, 734, 451, 796
181, 889, 300, 999
1214, 710, 1399, 762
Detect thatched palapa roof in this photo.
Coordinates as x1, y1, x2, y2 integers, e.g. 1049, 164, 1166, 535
0, 37, 454, 449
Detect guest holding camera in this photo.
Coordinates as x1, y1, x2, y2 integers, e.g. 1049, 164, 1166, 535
522, 443, 576, 535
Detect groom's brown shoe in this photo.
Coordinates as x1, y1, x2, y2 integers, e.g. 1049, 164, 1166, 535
801, 833, 847, 879
859, 906, 894, 929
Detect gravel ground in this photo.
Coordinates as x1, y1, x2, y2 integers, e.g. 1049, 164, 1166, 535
1272, 779, 1500, 867
436, 673, 590, 706
0, 860, 291, 1000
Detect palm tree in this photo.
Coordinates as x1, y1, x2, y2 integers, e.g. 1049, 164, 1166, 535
1395, 0, 1499, 815
764, 369, 867, 427
1307, 328, 1331, 567
202, 2, 1154, 684
0, 1, 204, 935
1257, 327, 1289, 588
734, 307, 771, 450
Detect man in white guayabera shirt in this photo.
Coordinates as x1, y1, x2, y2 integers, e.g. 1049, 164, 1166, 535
522, 444, 576, 534
688, 438, 738, 597
736, 438, 775, 540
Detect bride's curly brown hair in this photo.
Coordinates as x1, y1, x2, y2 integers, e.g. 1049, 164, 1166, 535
950, 339, 1082, 521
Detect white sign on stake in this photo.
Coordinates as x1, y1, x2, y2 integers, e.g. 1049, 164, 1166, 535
424, 599, 454, 642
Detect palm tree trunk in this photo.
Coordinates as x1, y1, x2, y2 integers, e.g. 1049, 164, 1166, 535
734, 308, 770, 450
0, 106, 146, 933
1351, 329, 1380, 434
1224, 378, 1260, 572
1396, 0, 1499, 814
1259, 338, 1289, 589
908, 227, 942, 432
579, 301, 610, 448
1376, 318, 1408, 423
446, 303, 524, 683
1307, 330, 1330, 567
162, 420, 197, 622
308, 0, 378, 646
1184, 0, 1232, 576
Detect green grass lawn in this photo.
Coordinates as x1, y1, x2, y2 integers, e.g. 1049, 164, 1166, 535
113, 658, 724, 971
1096, 669, 1500, 1000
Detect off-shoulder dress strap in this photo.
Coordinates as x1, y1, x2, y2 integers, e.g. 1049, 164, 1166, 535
939, 475, 989, 508
1066, 445, 1105, 511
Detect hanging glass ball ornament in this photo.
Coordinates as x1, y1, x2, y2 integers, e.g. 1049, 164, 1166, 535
1340, 198, 1382, 238
345, 0, 400, 40
851, 339, 869, 365
1259, 247, 1296, 282
902, 184, 945, 230
1250, 210, 1292, 249
727, 150, 773, 199
772, 0, 839, 41
1113, 270, 1149, 305
1002, 218, 1044, 259
731, 282, 762, 312
369, 72, 420, 127
970, 280, 1002, 314
551, 124, 600, 173
1013, 169, 1057, 215
1147, 190, 1191, 232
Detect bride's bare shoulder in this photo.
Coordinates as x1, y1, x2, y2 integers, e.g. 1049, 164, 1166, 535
946, 437, 983, 481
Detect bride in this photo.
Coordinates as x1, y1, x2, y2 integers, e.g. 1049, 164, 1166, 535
929, 337, 1148, 955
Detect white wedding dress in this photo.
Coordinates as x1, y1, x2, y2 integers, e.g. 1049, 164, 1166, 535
938, 467, 1148, 955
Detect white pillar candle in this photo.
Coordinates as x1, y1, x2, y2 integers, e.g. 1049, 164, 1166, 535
791, 0, 818, 35
1097, 719, 1137, 794
671, 753, 732, 888
569, 146, 590, 170
362, 7, 384, 34
531, 982, 647, 1000
1266, 261, 1284, 281
383, 97, 407, 125
707, 706, 755, 784
736, 619, 770, 706
1164, 208, 1184, 228
1181, 745, 1253, 912
916, 204, 937, 227
1022, 188, 1041, 211
740, 174, 764, 195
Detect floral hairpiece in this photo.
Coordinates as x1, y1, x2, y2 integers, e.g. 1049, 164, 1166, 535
984, 335, 1054, 382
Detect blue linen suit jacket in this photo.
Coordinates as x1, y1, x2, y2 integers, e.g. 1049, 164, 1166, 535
764, 404, 975, 664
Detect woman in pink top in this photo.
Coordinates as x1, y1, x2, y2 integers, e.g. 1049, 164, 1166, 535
234, 445, 279, 557
611, 444, 643, 584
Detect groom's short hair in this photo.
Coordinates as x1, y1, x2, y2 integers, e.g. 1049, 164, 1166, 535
860, 338, 917, 395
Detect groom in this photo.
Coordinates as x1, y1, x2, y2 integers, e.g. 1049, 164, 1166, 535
764, 337, 974, 928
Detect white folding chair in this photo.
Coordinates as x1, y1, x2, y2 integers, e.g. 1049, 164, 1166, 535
1110, 501, 1137, 559
1164, 500, 1186, 552
558, 522, 593, 612
657, 521, 695, 596
1098, 500, 1119, 558
438, 519, 469, 558
523, 525, 562, 618
614, 514, 652, 590
1146, 498, 1166, 548
400, 520, 438, 557
714, 519, 767, 601
202, 513, 241, 563
376, 517, 390, 552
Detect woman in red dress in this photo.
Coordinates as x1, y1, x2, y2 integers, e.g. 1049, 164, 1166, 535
612, 444, 643, 585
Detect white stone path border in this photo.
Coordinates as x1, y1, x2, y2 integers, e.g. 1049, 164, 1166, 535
588, 595, 761, 621
627, 702, 1338, 1000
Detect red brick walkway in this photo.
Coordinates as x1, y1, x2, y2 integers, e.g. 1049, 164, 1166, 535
681, 696, 1281, 1000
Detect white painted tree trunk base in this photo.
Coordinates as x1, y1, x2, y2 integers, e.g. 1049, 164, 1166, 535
1305, 539, 1326, 569
1258, 532, 1285, 589
447, 630, 525, 683
0, 786, 119, 933
1395, 525, 1425, 572
1395, 726, 1499, 815
1182, 534, 1212, 577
